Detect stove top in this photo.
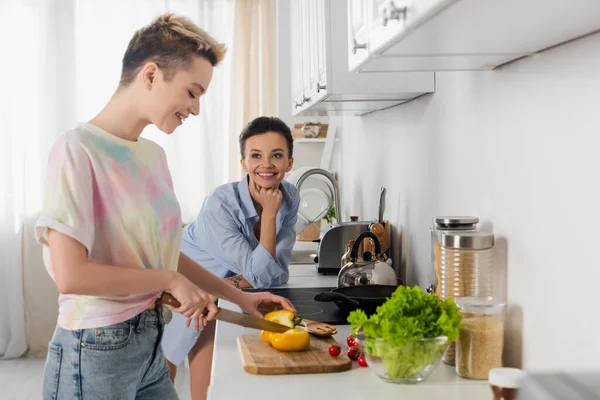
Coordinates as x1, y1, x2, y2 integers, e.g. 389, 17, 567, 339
244, 286, 349, 325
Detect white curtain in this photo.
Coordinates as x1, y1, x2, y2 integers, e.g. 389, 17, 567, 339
73, 0, 236, 223
228, 0, 278, 181
0, 0, 236, 358
0, 0, 49, 361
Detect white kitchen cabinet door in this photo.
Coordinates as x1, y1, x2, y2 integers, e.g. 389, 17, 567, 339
365, 0, 456, 58
367, 0, 411, 54
290, 1, 304, 110
315, 0, 328, 102
368, 0, 454, 55
353, 0, 600, 72
304, 0, 329, 106
293, 0, 327, 112
308, 0, 319, 103
285, 0, 434, 117
347, 0, 369, 71
292, 0, 323, 112
301, 1, 313, 106
410, 0, 452, 19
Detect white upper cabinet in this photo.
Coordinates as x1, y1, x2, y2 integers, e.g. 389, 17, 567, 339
315, 0, 328, 103
290, 1, 304, 108
287, 0, 434, 117
347, 0, 370, 71
366, 0, 409, 56
350, 0, 600, 72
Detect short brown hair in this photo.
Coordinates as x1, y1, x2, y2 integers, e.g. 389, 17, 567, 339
119, 13, 227, 87
239, 117, 294, 159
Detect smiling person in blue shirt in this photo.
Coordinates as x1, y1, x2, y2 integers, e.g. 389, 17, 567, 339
162, 116, 299, 398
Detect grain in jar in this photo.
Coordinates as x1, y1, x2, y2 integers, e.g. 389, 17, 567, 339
455, 297, 506, 379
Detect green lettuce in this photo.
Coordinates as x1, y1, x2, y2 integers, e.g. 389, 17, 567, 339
347, 286, 462, 379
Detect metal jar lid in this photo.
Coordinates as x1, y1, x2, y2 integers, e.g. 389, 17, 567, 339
441, 231, 494, 249
433, 216, 479, 230
455, 297, 505, 314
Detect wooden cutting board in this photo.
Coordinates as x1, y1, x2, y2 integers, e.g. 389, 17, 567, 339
237, 334, 352, 375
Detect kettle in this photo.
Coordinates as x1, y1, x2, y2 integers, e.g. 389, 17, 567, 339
337, 232, 397, 287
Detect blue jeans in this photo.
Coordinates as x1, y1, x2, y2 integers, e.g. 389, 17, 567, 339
43, 308, 178, 400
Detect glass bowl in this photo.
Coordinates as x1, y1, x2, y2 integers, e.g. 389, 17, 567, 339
355, 334, 449, 384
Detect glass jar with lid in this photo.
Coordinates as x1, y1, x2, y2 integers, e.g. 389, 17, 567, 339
429, 216, 479, 297
454, 297, 506, 380
439, 230, 494, 365
440, 231, 494, 299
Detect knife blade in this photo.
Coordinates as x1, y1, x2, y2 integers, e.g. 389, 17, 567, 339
160, 292, 291, 333
215, 307, 291, 333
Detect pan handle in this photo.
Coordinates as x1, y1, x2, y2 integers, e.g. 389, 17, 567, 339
314, 292, 360, 308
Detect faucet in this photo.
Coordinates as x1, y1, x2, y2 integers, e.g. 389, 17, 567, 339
295, 167, 341, 225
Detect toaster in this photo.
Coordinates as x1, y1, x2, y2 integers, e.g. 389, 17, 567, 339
316, 221, 372, 275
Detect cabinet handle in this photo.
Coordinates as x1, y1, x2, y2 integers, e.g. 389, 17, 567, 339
294, 100, 304, 108
352, 39, 367, 55
316, 82, 327, 93
382, 3, 408, 26
302, 95, 311, 103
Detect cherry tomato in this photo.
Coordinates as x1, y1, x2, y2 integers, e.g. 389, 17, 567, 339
346, 334, 356, 347
357, 356, 368, 367
347, 345, 360, 361
328, 344, 341, 357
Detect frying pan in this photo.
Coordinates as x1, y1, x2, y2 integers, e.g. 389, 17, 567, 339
314, 285, 398, 315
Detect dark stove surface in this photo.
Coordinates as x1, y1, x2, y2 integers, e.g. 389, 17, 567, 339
244, 286, 349, 325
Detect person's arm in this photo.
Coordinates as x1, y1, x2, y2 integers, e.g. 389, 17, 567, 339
249, 182, 280, 258
271, 188, 300, 280
38, 137, 175, 296
198, 203, 289, 288
178, 252, 297, 319
177, 252, 247, 304
223, 275, 252, 289
48, 229, 217, 325
258, 212, 277, 258
36, 137, 219, 329
219, 183, 282, 290
48, 229, 176, 295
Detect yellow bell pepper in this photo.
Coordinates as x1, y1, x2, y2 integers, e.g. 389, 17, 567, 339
260, 310, 310, 352
270, 329, 310, 352
260, 329, 274, 344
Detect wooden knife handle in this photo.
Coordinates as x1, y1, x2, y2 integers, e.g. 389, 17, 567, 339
161, 292, 181, 308
160, 292, 212, 317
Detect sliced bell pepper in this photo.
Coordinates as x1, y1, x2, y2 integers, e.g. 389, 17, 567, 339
260, 310, 309, 351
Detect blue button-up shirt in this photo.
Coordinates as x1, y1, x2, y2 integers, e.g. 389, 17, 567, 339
181, 175, 300, 288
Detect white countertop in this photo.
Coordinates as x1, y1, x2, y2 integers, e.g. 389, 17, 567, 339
207, 264, 491, 400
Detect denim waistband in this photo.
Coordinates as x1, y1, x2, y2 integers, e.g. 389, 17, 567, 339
133, 307, 164, 327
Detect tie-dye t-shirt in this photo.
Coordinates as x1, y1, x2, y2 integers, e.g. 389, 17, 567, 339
35, 123, 182, 330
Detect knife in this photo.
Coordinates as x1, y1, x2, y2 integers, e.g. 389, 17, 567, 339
160, 292, 291, 333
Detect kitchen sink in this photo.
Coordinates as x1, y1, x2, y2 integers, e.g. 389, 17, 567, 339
290, 241, 318, 264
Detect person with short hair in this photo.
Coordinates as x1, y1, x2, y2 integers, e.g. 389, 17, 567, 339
35, 14, 293, 400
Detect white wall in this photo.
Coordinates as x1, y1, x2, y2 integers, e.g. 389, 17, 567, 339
334, 32, 600, 371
